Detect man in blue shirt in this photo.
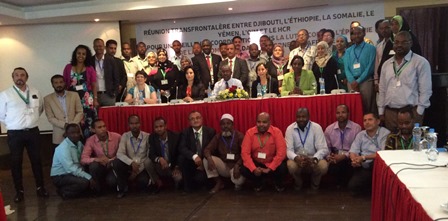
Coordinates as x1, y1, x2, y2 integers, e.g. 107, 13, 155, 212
344, 26, 377, 114
51, 124, 95, 199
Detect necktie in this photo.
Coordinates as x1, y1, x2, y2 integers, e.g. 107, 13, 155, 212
229, 59, 233, 68
206, 55, 211, 70
225, 81, 229, 89
195, 132, 202, 156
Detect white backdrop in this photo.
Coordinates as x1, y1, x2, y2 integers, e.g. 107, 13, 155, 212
0, 22, 120, 133
136, 2, 384, 57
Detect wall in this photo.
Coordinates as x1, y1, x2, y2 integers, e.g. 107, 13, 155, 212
384, 0, 448, 17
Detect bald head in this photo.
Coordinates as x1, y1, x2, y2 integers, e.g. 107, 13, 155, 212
296, 108, 310, 129
256, 112, 271, 133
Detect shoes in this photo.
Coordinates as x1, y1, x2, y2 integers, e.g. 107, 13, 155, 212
117, 191, 126, 199
36, 187, 49, 198
234, 185, 242, 191
14, 190, 24, 203
209, 180, 224, 194
275, 185, 285, 193
253, 185, 263, 192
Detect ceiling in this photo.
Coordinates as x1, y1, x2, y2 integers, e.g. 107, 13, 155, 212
0, 0, 380, 26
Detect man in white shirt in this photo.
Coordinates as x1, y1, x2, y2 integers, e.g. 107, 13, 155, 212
170, 40, 184, 70
285, 108, 329, 191
0, 67, 48, 202
287, 29, 317, 71
212, 64, 243, 97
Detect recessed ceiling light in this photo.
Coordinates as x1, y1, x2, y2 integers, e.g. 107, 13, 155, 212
228, 7, 233, 11
94, 18, 100, 22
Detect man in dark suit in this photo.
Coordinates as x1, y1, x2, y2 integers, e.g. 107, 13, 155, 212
178, 111, 216, 192
149, 117, 182, 190
374, 20, 393, 92
92, 38, 119, 106
105, 39, 127, 102
218, 43, 249, 90
192, 39, 222, 89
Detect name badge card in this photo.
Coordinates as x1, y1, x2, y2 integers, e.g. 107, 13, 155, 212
75, 85, 83, 91
161, 79, 168, 85
277, 75, 284, 81
389, 50, 396, 55
396, 80, 401, 87
257, 152, 266, 159
337, 69, 342, 75
353, 63, 361, 69
226, 154, 235, 160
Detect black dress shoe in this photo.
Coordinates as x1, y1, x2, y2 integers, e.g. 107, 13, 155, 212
36, 187, 49, 198
14, 191, 24, 203
117, 191, 126, 199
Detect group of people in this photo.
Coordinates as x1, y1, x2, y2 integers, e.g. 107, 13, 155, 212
0, 15, 433, 202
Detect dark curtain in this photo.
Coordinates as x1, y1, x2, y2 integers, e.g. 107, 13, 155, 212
399, 7, 448, 73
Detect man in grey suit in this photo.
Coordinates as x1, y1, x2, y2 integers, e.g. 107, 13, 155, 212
44, 74, 83, 154
218, 43, 249, 90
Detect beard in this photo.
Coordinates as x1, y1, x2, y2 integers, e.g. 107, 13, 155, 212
222, 131, 232, 137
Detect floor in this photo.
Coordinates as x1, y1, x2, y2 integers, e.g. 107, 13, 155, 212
0, 159, 371, 221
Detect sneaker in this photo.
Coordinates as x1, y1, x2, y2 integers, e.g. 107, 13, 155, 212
36, 187, 49, 198
14, 190, 24, 203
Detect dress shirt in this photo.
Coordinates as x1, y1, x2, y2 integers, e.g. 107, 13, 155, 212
51, 138, 91, 180
377, 50, 432, 115
132, 55, 148, 72
116, 131, 150, 173
241, 125, 286, 172
121, 56, 139, 90
349, 127, 390, 168
95, 55, 106, 91
324, 120, 362, 153
285, 121, 329, 161
56, 91, 68, 121
343, 41, 376, 84
211, 78, 243, 96
236, 50, 250, 60
170, 54, 183, 70
203, 130, 245, 168
0, 85, 43, 130
192, 127, 203, 160
81, 131, 121, 165
385, 132, 413, 150
287, 44, 317, 70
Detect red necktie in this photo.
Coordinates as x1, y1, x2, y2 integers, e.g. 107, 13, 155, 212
229, 59, 233, 68
206, 55, 211, 70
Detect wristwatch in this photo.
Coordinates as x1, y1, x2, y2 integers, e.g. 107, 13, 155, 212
313, 157, 318, 164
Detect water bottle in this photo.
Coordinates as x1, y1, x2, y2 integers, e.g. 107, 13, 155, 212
412, 123, 421, 151
207, 83, 212, 98
256, 83, 262, 97
138, 91, 144, 105
426, 128, 438, 161
319, 77, 325, 95
156, 89, 161, 104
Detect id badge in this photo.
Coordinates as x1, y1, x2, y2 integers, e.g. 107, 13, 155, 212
127, 73, 134, 78
257, 152, 266, 159
277, 75, 284, 81
226, 154, 235, 160
389, 50, 396, 55
353, 63, 361, 69
161, 79, 168, 85
75, 85, 83, 91
337, 69, 342, 75
396, 80, 401, 87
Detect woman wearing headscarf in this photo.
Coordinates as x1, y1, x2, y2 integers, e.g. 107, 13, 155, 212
390, 15, 422, 55
143, 51, 158, 77
312, 41, 339, 94
332, 35, 349, 91
148, 48, 179, 102
266, 44, 288, 89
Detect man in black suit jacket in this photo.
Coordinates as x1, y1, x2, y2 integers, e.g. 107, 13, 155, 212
149, 117, 182, 190
218, 43, 249, 90
106, 39, 127, 102
92, 38, 119, 106
178, 111, 216, 192
374, 20, 394, 91
192, 39, 222, 89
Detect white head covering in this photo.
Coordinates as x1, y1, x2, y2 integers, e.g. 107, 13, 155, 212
220, 113, 234, 122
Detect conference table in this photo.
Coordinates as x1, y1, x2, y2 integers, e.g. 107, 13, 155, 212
371, 150, 448, 221
99, 93, 363, 134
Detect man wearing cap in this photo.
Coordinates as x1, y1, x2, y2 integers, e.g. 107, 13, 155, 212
203, 114, 245, 193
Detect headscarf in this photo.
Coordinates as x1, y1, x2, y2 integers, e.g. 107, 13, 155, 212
392, 15, 404, 32
315, 41, 332, 68
332, 35, 348, 58
145, 51, 158, 76
157, 48, 173, 72
272, 44, 286, 67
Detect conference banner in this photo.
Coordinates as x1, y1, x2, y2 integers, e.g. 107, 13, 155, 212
136, 2, 384, 57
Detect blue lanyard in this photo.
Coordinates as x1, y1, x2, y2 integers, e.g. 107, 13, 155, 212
96, 59, 103, 72
160, 139, 167, 157
130, 135, 143, 155
221, 132, 235, 152
340, 129, 345, 150
353, 43, 366, 62
296, 122, 310, 147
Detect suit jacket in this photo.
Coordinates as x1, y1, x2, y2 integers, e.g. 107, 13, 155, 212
91, 54, 119, 96
44, 91, 83, 144
218, 58, 249, 87
192, 53, 222, 87
179, 126, 216, 161
177, 83, 206, 101
148, 130, 180, 169
378, 39, 394, 80
251, 77, 280, 98
113, 56, 127, 92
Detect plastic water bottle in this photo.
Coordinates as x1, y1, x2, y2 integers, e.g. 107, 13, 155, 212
256, 83, 262, 97
207, 83, 212, 98
412, 123, 421, 151
319, 77, 325, 95
156, 89, 161, 104
138, 91, 144, 105
426, 128, 438, 161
